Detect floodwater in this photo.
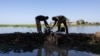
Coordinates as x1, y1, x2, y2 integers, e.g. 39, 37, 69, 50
0, 26, 100, 56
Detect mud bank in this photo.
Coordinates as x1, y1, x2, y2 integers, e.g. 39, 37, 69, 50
0, 32, 100, 45
0, 32, 100, 54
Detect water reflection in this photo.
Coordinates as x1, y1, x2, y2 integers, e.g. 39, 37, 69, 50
43, 45, 68, 56
0, 42, 68, 56
0, 41, 100, 56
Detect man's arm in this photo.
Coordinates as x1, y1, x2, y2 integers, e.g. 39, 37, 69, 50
44, 20, 49, 27
51, 21, 57, 28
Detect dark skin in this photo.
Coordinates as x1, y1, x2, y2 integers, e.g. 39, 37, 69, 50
44, 20, 49, 27
52, 20, 57, 28
35, 15, 49, 33
51, 16, 68, 34
36, 15, 49, 27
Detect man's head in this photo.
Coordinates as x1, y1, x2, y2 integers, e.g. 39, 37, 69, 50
52, 17, 58, 21
45, 16, 48, 20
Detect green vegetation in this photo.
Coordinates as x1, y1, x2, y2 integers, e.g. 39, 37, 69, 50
0, 23, 100, 28
0, 19, 100, 28
76, 19, 86, 25
69, 24, 100, 27
0, 24, 36, 27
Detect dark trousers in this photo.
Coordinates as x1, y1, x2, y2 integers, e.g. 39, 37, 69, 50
36, 19, 49, 33
36, 19, 42, 33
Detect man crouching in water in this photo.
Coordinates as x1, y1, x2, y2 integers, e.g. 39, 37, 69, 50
51, 15, 68, 35
35, 15, 49, 33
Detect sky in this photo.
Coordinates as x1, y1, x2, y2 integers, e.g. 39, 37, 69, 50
0, 0, 100, 24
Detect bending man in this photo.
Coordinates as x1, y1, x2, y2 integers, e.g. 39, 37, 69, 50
51, 15, 68, 34
35, 15, 49, 33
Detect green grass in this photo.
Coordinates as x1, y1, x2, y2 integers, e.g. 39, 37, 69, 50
0, 24, 36, 27
0, 24, 100, 28
68, 24, 100, 26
